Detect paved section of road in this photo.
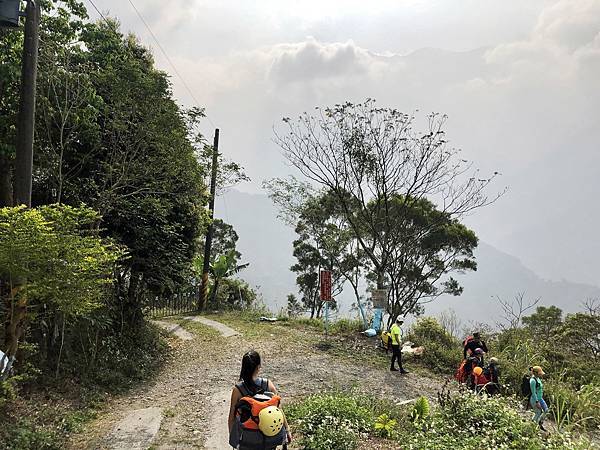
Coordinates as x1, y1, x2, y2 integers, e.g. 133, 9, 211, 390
104, 407, 163, 450
151, 320, 195, 341
183, 316, 241, 338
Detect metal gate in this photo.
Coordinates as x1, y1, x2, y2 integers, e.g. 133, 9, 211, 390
145, 288, 199, 318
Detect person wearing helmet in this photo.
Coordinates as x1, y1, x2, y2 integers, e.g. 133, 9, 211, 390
390, 317, 408, 374
228, 350, 292, 449
464, 348, 484, 390
530, 366, 548, 431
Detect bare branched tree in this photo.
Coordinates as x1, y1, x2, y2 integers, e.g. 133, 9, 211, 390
438, 308, 463, 339
495, 292, 540, 330
582, 297, 600, 316
275, 100, 505, 325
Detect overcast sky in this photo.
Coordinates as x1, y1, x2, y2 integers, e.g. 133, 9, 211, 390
90, 0, 600, 287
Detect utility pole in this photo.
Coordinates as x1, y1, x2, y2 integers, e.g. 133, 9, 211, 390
198, 129, 219, 310
0, 0, 40, 381
14, 0, 41, 207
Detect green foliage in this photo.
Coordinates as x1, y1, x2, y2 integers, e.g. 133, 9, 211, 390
286, 293, 304, 318
211, 277, 257, 311
329, 318, 364, 335
492, 310, 600, 430
374, 414, 397, 438
410, 396, 430, 423
83, 322, 168, 389
287, 388, 595, 449
558, 313, 600, 361
287, 392, 375, 449
522, 306, 563, 340
496, 337, 548, 395
407, 317, 462, 374
298, 425, 358, 450
400, 391, 592, 450
0, 418, 60, 450
547, 381, 600, 431
0, 205, 120, 316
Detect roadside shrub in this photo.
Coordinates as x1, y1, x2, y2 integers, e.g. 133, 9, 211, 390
330, 318, 364, 335
407, 317, 462, 374
287, 392, 375, 449
293, 318, 325, 330
547, 381, 600, 431
399, 391, 593, 449
0, 418, 59, 450
88, 322, 168, 389
298, 420, 358, 450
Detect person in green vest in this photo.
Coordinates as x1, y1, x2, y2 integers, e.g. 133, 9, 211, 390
390, 317, 408, 374
530, 365, 548, 431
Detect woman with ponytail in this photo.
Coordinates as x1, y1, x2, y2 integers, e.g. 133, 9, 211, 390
228, 350, 292, 449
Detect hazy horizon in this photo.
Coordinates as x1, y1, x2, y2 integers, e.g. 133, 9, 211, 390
92, 0, 600, 288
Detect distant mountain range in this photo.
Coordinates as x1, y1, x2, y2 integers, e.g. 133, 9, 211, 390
216, 190, 600, 325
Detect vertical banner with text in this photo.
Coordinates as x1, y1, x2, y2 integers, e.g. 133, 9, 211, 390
320, 270, 332, 302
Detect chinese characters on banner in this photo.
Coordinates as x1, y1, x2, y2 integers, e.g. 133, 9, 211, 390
320, 270, 332, 301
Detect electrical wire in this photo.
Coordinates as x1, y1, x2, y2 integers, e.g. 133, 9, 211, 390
85, 0, 218, 130
85, 0, 110, 25
125, 0, 218, 129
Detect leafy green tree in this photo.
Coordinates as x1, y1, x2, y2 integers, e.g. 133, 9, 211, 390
276, 101, 500, 324
216, 278, 256, 310
208, 250, 249, 308
33, 15, 207, 324
291, 221, 342, 319
522, 306, 563, 341
0, 205, 120, 373
559, 313, 600, 361
0, 27, 22, 206
381, 195, 478, 325
192, 218, 248, 309
211, 219, 241, 262
266, 180, 366, 317
286, 294, 304, 318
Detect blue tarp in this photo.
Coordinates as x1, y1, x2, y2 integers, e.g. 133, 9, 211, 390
372, 308, 384, 332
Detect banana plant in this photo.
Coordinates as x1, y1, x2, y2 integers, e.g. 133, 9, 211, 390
194, 250, 249, 307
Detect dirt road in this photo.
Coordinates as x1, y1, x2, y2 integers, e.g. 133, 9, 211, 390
68, 315, 441, 449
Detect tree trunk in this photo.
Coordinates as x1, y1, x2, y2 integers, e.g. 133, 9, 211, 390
4, 285, 27, 359
124, 271, 143, 327
209, 278, 220, 309
0, 153, 13, 207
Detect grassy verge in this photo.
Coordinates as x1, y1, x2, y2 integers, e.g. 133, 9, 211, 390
0, 322, 169, 450
287, 389, 596, 450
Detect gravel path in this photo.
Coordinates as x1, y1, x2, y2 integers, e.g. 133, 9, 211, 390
68, 317, 442, 450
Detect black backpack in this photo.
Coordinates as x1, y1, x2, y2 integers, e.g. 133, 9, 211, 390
521, 375, 540, 398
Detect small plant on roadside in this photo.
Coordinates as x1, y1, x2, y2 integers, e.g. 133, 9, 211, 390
374, 413, 397, 438
410, 396, 430, 424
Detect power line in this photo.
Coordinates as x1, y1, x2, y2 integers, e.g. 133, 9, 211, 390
86, 0, 110, 24
124, 0, 217, 129
86, 0, 217, 130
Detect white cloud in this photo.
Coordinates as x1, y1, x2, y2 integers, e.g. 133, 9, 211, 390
91, 0, 600, 286
267, 38, 372, 83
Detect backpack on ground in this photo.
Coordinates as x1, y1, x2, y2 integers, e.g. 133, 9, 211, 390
233, 378, 287, 448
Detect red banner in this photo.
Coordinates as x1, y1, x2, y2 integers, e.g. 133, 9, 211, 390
320, 270, 332, 301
